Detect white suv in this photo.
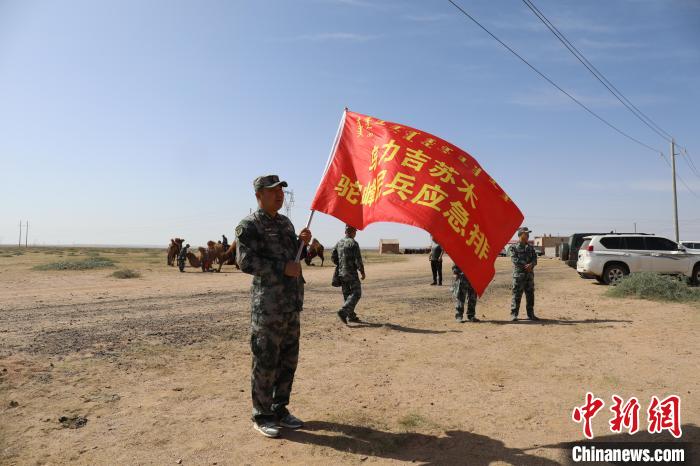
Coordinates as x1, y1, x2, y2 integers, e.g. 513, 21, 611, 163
576, 234, 700, 285
681, 241, 700, 252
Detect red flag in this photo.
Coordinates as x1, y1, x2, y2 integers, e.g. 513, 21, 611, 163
311, 110, 524, 295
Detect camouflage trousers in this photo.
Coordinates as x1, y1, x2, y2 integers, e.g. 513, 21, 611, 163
511, 272, 535, 316
339, 276, 362, 319
453, 276, 477, 319
250, 311, 300, 422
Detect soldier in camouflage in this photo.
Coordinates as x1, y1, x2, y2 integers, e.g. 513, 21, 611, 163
509, 226, 539, 321
331, 225, 366, 324
452, 264, 480, 323
177, 243, 190, 272
236, 175, 312, 438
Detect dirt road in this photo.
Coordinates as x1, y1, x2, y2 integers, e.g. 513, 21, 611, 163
1, 248, 698, 465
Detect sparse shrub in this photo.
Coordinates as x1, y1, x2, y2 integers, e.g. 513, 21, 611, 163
398, 413, 426, 429
33, 256, 116, 271
606, 272, 700, 303
111, 268, 141, 279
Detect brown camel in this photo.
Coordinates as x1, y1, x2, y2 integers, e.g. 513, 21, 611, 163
186, 252, 200, 268
167, 238, 184, 266
207, 240, 239, 272
305, 238, 325, 266
197, 244, 215, 272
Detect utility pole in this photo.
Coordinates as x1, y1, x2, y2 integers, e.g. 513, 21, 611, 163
283, 189, 295, 220
18, 221, 22, 248
25, 221, 29, 248
671, 138, 680, 244
634, 222, 637, 233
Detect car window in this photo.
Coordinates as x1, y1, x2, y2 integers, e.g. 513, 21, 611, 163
600, 237, 623, 249
646, 237, 677, 251
624, 237, 646, 250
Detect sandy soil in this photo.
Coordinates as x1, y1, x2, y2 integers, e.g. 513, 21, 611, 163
1, 247, 698, 465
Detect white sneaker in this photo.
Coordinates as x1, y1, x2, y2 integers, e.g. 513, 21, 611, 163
253, 420, 280, 438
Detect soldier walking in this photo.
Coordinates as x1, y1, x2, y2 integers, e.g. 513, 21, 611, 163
453, 264, 480, 323
429, 236, 444, 285
332, 225, 366, 324
510, 227, 539, 321
236, 175, 312, 438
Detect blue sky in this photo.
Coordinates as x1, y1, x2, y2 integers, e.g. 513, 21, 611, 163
1, 0, 699, 248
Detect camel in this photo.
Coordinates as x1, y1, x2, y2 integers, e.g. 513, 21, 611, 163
167, 238, 184, 266
192, 240, 238, 272
209, 240, 238, 272
186, 252, 200, 268
305, 238, 325, 266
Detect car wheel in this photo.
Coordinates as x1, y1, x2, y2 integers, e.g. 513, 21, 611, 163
603, 264, 627, 285
692, 265, 700, 286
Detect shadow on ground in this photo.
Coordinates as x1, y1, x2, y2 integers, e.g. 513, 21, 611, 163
484, 318, 632, 326
285, 421, 560, 465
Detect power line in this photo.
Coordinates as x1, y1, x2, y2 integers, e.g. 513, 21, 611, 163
680, 147, 700, 178
446, 0, 663, 154
520, 0, 675, 143
660, 151, 699, 198
520, 0, 700, 184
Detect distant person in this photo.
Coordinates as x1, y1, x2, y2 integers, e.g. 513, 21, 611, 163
429, 236, 444, 286
509, 227, 539, 321
177, 243, 190, 273
235, 175, 312, 438
222, 234, 229, 250
332, 225, 366, 324
452, 264, 479, 323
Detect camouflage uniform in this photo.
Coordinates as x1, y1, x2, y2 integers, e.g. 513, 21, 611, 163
509, 242, 537, 317
452, 265, 477, 320
429, 240, 443, 285
332, 236, 365, 320
177, 244, 189, 272
236, 208, 306, 423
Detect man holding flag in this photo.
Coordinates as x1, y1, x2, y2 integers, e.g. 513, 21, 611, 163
236, 175, 312, 438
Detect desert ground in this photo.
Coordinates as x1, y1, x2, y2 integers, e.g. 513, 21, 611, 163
1, 246, 698, 465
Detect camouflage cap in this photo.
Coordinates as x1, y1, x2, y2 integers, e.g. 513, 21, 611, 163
517, 227, 532, 235
253, 175, 288, 191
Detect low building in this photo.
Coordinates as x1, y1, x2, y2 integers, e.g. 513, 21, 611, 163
534, 234, 568, 257
379, 239, 400, 254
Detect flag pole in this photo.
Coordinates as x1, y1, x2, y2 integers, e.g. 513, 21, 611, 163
295, 107, 348, 262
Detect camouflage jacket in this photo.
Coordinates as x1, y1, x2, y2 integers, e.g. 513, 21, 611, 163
509, 242, 537, 274
332, 237, 364, 278
236, 209, 306, 314
177, 246, 189, 260
452, 264, 473, 287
